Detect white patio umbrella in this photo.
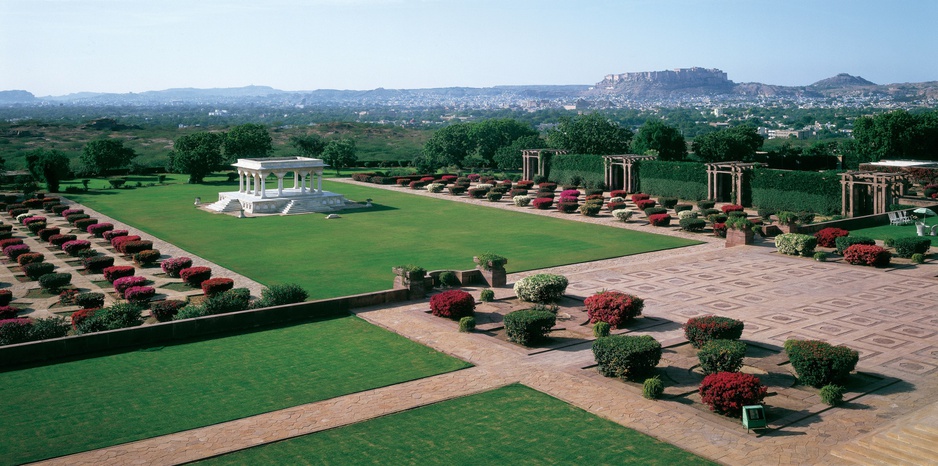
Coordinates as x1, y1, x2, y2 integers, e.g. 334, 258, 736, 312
913, 208, 936, 217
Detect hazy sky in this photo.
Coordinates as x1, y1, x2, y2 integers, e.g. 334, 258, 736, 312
2, 0, 936, 96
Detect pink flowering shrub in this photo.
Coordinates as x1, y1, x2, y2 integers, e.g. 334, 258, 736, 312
102, 230, 129, 241
38, 228, 61, 242
4, 244, 30, 260
86, 223, 115, 237
60, 208, 84, 218
103, 265, 135, 283
124, 286, 155, 304
61, 240, 92, 256
111, 235, 141, 251
161, 257, 193, 277
114, 276, 147, 297
721, 204, 745, 214
532, 197, 554, 210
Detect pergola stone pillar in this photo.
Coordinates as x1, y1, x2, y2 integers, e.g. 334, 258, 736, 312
705, 161, 760, 206
839, 171, 903, 217
603, 154, 657, 192
521, 149, 568, 181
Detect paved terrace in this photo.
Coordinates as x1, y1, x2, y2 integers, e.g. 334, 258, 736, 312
33, 181, 938, 465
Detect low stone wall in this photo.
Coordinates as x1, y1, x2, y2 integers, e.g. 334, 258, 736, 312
795, 203, 938, 235
0, 288, 409, 369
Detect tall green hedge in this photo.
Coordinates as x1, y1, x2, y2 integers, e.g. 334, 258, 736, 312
636, 161, 707, 200
751, 168, 841, 215
548, 154, 605, 187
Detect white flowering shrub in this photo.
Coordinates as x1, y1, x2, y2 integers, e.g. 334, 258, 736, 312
426, 183, 445, 193
677, 210, 698, 220
612, 209, 635, 222
475, 183, 494, 190
609, 196, 625, 204
514, 273, 569, 303
513, 195, 532, 207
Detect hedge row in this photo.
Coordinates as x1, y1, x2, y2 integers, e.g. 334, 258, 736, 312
750, 168, 841, 215
547, 154, 605, 188
635, 160, 707, 201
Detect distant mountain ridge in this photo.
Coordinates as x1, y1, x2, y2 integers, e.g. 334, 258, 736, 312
3, 69, 936, 107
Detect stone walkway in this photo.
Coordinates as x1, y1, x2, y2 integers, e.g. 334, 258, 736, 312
28, 184, 938, 466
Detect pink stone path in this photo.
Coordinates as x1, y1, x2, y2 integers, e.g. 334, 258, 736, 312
30, 183, 938, 466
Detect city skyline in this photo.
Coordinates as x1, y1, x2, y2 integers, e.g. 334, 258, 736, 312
2, 0, 937, 97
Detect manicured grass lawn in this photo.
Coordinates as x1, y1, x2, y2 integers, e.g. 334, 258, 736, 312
849, 219, 938, 241
61, 175, 700, 299
0, 316, 470, 466
197, 384, 715, 465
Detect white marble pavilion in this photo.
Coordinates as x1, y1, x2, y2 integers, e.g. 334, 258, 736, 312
205, 157, 352, 215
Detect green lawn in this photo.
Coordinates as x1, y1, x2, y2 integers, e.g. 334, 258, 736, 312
0, 316, 470, 466
197, 384, 715, 466
61, 175, 700, 299
849, 219, 938, 241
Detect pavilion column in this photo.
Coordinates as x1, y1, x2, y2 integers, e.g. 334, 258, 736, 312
300, 172, 307, 193
293, 172, 299, 189
317, 171, 323, 194
275, 172, 286, 197
841, 179, 848, 217
254, 173, 261, 196
260, 172, 267, 199
238, 170, 244, 193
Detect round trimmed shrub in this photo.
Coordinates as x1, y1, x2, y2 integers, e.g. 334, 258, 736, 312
814, 227, 849, 248
579, 203, 602, 216
834, 235, 875, 255
102, 230, 128, 241
784, 339, 859, 387
684, 315, 744, 348
843, 244, 891, 267
513, 273, 568, 303
584, 290, 644, 328
556, 200, 579, 213
679, 217, 707, 232
592, 334, 662, 379
0, 290, 12, 306
38, 272, 71, 292
86, 223, 115, 237
429, 289, 475, 319
151, 300, 186, 322
479, 289, 495, 302
658, 197, 678, 209
512, 195, 532, 207
911, 253, 925, 264
73, 218, 98, 232
75, 292, 105, 309
643, 376, 664, 400
103, 265, 135, 282
631, 193, 650, 202
16, 252, 44, 266
820, 384, 845, 406
892, 237, 931, 258
699, 372, 767, 417
721, 204, 745, 214
504, 308, 556, 346
612, 209, 634, 222
531, 197, 554, 210
485, 191, 503, 202
593, 321, 611, 338
65, 213, 89, 224
49, 234, 77, 247
133, 249, 161, 266
674, 204, 693, 214
61, 239, 92, 256
4, 244, 30, 260
648, 213, 672, 227
458, 316, 476, 333
698, 339, 747, 375
120, 240, 153, 255
111, 235, 141, 251
677, 210, 698, 220
114, 276, 147, 297
775, 233, 817, 256
180, 266, 212, 286
125, 286, 156, 304
644, 207, 667, 217
24, 262, 55, 280
38, 227, 61, 242
437, 271, 459, 288
201, 277, 235, 297
27, 221, 47, 234
161, 256, 193, 277
257, 283, 308, 307
635, 199, 656, 210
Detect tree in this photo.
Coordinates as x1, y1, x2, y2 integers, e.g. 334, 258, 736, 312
546, 113, 633, 155
224, 124, 272, 161
422, 123, 474, 169
321, 138, 357, 176
691, 125, 763, 163
170, 132, 225, 183
79, 139, 136, 176
290, 134, 326, 158
468, 118, 538, 167
25, 148, 71, 192
631, 121, 687, 161
493, 135, 547, 170
852, 110, 938, 163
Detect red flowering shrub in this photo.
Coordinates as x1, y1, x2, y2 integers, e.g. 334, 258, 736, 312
585, 194, 604, 201
114, 276, 148, 297
4, 244, 30, 260
606, 201, 626, 212
843, 244, 891, 267
38, 227, 61, 242
585, 290, 644, 328
86, 223, 115, 237
712, 222, 727, 238
180, 266, 212, 286
73, 218, 98, 232
635, 199, 656, 210
124, 286, 156, 304
429, 289, 475, 319
631, 193, 650, 202
0, 318, 32, 344
395, 178, 410, 186
201, 277, 235, 296
610, 190, 629, 198
814, 227, 849, 248
441, 175, 458, 182
0, 289, 11, 306
16, 252, 45, 266
408, 180, 426, 190
133, 249, 161, 265
83, 255, 115, 272
49, 234, 77, 247
60, 208, 83, 218
23, 198, 44, 208
103, 265, 135, 283
537, 181, 557, 191
721, 204, 745, 214
0, 238, 23, 250
699, 372, 767, 417
516, 180, 534, 189
468, 174, 481, 182
61, 240, 92, 256
560, 189, 580, 198
684, 315, 745, 348
532, 197, 554, 210
120, 240, 153, 255
556, 199, 579, 213
648, 213, 672, 227
102, 230, 129, 241
151, 300, 186, 322
161, 256, 193, 277
0, 305, 17, 320
22, 216, 46, 226
111, 235, 141, 250
70, 308, 99, 328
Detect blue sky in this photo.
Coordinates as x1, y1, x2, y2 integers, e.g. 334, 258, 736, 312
2, 0, 936, 96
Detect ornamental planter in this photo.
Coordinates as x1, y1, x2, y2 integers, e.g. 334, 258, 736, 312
473, 256, 507, 288
775, 222, 799, 234
725, 228, 755, 247
392, 267, 429, 299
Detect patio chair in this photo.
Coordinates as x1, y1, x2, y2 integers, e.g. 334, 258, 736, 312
896, 211, 914, 225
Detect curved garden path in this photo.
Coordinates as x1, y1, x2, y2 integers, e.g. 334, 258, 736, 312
28, 182, 938, 465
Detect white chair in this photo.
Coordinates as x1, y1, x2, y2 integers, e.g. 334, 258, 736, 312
896, 211, 914, 225
888, 212, 900, 225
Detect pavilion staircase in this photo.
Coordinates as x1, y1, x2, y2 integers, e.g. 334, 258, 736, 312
280, 200, 323, 215
205, 198, 242, 213
831, 404, 938, 465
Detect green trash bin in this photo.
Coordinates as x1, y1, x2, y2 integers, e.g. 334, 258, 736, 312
742, 405, 767, 432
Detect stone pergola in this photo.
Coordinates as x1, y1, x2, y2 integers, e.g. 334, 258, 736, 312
839, 171, 905, 217
602, 154, 657, 193
706, 161, 761, 206
521, 149, 568, 181
233, 157, 325, 199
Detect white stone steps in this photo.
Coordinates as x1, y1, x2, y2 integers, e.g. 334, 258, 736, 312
841, 442, 918, 466
831, 447, 901, 466
887, 426, 938, 455
865, 434, 936, 464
